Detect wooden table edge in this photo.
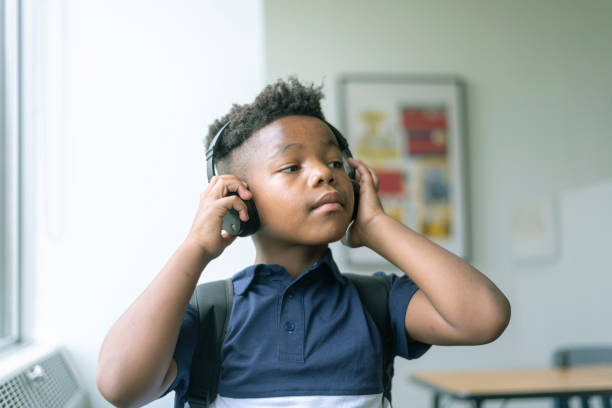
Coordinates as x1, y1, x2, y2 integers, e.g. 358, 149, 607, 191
410, 365, 612, 401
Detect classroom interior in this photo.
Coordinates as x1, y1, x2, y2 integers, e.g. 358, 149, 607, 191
1, 1, 612, 407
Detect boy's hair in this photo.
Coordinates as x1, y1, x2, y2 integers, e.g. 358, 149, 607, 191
205, 76, 326, 174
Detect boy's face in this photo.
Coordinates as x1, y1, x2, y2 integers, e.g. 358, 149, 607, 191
243, 115, 354, 245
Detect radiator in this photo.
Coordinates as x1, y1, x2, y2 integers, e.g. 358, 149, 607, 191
0, 345, 90, 408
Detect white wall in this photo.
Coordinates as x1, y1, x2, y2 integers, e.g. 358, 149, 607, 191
22, 1, 263, 407
18, 1, 612, 407
263, 1, 612, 407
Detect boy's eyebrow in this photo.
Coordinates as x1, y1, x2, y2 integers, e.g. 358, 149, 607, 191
269, 139, 340, 159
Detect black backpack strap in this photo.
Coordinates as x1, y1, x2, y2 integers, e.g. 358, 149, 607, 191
186, 278, 234, 408
344, 273, 394, 405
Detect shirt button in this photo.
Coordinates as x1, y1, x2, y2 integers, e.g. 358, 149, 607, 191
287, 291, 294, 299
284, 321, 295, 334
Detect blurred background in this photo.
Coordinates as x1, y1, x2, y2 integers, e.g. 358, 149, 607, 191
2, 0, 612, 407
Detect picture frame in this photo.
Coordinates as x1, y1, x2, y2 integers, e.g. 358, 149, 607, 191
337, 74, 470, 267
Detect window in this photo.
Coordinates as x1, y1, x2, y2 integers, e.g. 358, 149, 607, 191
1, 0, 21, 349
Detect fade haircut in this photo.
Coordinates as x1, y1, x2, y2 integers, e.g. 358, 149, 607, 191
205, 76, 326, 176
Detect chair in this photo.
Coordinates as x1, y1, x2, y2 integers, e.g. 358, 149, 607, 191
552, 346, 612, 408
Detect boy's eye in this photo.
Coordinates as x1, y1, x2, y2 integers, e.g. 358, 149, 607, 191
280, 161, 343, 173
281, 165, 300, 173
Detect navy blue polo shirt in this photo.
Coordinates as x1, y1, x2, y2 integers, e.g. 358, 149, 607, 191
165, 249, 430, 407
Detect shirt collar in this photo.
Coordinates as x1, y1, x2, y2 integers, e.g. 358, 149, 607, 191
232, 248, 346, 296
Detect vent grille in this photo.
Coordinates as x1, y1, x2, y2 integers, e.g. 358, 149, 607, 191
30, 352, 80, 407
0, 375, 38, 408
0, 349, 84, 408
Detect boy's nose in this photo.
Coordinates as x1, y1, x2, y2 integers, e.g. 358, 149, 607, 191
308, 163, 335, 187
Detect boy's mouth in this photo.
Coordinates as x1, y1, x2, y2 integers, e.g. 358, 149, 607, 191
312, 191, 344, 211
314, 202, 343, 211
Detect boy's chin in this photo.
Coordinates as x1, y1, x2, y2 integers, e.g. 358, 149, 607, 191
256, 220, 351, 245
328, 227, 349, 243
306, 225, 349, 245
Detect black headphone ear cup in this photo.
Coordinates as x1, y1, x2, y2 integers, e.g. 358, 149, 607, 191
221, 193, 260, 237
221, 210, 242, 235
351, 180, 360, 221
239, 199, 261, 237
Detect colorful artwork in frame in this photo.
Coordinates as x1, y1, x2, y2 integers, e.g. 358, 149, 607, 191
337, 74, 470, 266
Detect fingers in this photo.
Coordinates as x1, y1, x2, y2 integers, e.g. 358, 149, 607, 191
208, 175, 252, 201
220, 229, 239, 248
221, 229, 238, 241
370, 168, 380, 192
348, 158, 380, 191
218, 194, 250, 222
202, 175, 252, 222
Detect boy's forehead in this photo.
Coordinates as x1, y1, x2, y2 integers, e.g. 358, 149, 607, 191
251, 115, 338, 156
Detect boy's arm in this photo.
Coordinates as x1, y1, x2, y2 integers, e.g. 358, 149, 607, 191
345, 158, 511, 346
96, 240, 208, 407
367, 216, 510, 345
96, 175, 252, 407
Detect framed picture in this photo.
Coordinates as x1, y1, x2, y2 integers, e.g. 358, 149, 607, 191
337, 74, 470, 267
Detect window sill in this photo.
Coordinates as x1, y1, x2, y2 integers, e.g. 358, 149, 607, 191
0, 342, 57, 380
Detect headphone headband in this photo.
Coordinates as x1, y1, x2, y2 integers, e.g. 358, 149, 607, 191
206, 121, 231, 182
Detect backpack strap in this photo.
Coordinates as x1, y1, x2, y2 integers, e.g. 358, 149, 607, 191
186, 278, 234, 408
344, 273, 394, 405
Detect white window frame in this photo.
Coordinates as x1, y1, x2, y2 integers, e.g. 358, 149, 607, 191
1, 0, 22, 350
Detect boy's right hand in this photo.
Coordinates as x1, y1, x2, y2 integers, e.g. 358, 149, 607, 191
185, 175, 252, 259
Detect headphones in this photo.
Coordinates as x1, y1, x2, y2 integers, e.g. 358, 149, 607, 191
205, 120, 360, 237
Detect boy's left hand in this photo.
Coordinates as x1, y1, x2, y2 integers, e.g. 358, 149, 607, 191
342, 158, 386, 248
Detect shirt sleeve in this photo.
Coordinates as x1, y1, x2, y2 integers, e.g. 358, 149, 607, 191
159, 303, 198, 407
374, 272, 431, 360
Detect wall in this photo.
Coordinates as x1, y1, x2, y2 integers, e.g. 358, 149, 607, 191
17, 1, 612, 407
263, 1, 612, 406
22, 1, 263, 407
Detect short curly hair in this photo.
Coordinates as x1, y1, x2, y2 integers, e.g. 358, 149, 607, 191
205, 76, 327, 173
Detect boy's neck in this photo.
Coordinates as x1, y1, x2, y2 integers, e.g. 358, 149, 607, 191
253, 240, 330, 279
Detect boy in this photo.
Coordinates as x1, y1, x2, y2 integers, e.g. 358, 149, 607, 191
97, 77, 511, 408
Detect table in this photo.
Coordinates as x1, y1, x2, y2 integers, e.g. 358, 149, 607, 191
411, 364, 612, 407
